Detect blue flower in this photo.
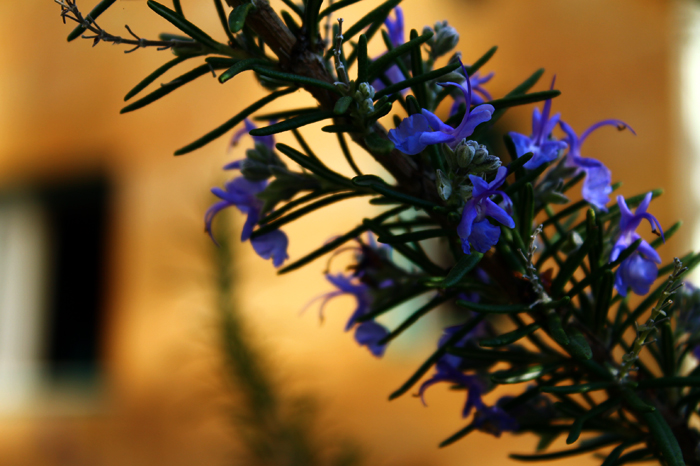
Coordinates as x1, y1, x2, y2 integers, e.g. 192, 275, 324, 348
508, 77, 567, 170
418, 324, 517, 434
205, 120, 289, 267
227, 118, 275, 156
384, 6, 404, 48
309, 273, 389, 357
472, 400, 519, 437
418, 323, 488, 417
388, 62, 494, 155
559, 119, 635, 211
205, 177, 289, 267
457, 166, 515, 254
449, 70, 494, 115
611, 193, 664, 296
372, 7, 406, 92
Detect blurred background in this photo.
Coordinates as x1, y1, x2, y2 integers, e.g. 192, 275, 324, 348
0, 0, 697, 464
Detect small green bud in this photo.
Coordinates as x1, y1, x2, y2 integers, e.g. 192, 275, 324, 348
542, 191, 569, 205
470, 156, 502, 174
432, 21, 459, 57
358, 82, 375, 100
359, 98, 375, 114
455, 140, 477, 167
436, 169, 452, 201
560, 231, 583, 255
472, 144, 490, 164
443, 145, 458, 170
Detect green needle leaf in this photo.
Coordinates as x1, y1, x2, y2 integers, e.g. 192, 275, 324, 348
250, 192, 370, 239
378, 294, 454, 344
566, 397, 620, 444
352, 175, 438, 209
219, 58, 273, 83
439, 253, 484, 288
456, 301, 530, 314
374, 62, 460, 99
566, 328, 593, 360
540, 382, 614, 394
465, 46, 498, 75
228, 3, 256, 33
479, 323, 541, 348
509, 434, 623, 461
491, 363, 561, 384
593, 270, 614, 334
642, 409, 685, 466
147, 1, 222, 51
67, 0, 117, 42
482, 90, 560, 111
173, 87, 297, 155
275, 143, 354, 188
319, 0, 363, 18
278, 205, 409, 274
124, 55, 195, 101
357, 34, 369, 83
550, 236, 593, 297
377, 229, 455, 244
342, 0, 402, 46
121, 64, 214, 114
250, 110, 337, 136
252, 66, 341, 93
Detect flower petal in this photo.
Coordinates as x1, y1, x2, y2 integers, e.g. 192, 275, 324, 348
468, 219, 502, 253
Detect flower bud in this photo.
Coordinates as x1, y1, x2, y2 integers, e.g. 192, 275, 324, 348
472, 143, 490, 164
436, 169, 452, 201
470, 155, 502, 174
443, 145, 458, 169
360, 98, 375, 114
455, 140, 477, 168
432, 22, 459, 57
560, 231, 583, 255
358, 82, 375, 100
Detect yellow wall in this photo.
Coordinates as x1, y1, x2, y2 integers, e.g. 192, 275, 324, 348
0, 0, 687, 465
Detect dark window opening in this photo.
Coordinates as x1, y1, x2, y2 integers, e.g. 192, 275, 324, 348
42, 178, 109, 384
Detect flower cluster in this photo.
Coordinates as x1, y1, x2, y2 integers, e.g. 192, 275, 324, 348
205, 120, 289, 267
306, 234, 401, 357
509, 88, 635, 211
419, 323, 518, 436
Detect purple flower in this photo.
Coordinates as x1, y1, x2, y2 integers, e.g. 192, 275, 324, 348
418, 323, 487, 417
449, 70, 494, 115
310, 273, 389, 357
559, 119, 635, 211
204, 177, 289, 267
227, 118, 275, 156
472, 400, 519, 437
419, 324, 517, 434
457, 166, 515, 255
508, 78, 567, 170
419, 365, 487, 417
372, 7, 406, 92
388, 62, 494, 155
205, 120, 288, 267
384, 7, 404, 48
611, 193, 664, 296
